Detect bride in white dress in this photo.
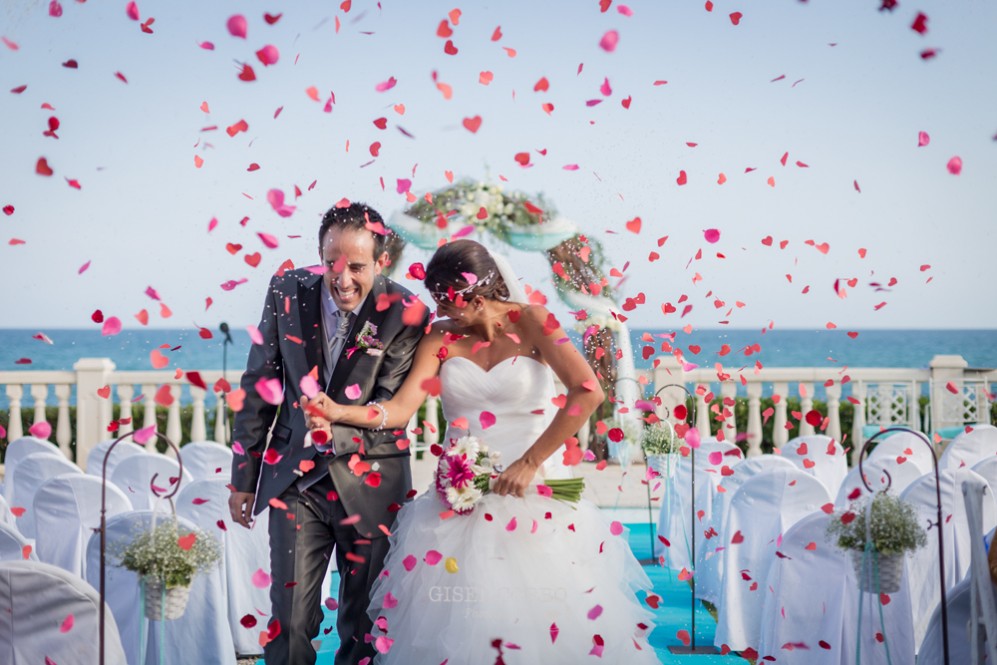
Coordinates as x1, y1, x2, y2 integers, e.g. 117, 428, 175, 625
304, 239, 659, 664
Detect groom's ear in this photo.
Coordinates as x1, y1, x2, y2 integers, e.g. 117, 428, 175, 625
374, 250, 388, 274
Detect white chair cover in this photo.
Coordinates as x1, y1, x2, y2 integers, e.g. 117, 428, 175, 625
8, 454, 82, 539
972, 456, 997, 494
654, 439, 742, 569
866, 430, 935, 475
0, 523, 35, 562
0, 495, 13, 529
0, 559, 127, 665
695, 455, 798, 604
177, 479, 271, 657
86, 438, 147, 476
33, 473, 132, 578
110, 453, 192, 511
714, 468, 832, 652
939, 424, 997, 471
778, 434, 848, 498
180, 442, 234, 481
758, 511, 915, 664
85, 511, 236, 665
1, 436, 62, 502
834, 457, 925, 507
901, 468, 997, 651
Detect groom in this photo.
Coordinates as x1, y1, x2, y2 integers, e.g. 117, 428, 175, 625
229, 201, 427, 665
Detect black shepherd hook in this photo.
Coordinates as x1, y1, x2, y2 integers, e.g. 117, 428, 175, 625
856, 426, 948, 665
99, 430, 185, 665
655, 382, 718, 655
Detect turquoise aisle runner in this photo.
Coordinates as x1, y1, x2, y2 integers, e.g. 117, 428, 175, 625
274, 522, 749, 664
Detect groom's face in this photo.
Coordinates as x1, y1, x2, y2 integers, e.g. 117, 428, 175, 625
319, 226, 385, 312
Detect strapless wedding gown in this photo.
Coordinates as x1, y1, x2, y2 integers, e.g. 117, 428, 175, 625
368, 356, 660, 664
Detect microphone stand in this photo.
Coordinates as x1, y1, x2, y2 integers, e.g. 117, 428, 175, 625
219, 322, 233, 445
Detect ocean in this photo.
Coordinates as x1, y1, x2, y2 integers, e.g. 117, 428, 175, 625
2, 327, 995, 373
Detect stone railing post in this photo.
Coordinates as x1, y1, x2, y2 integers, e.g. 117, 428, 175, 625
745, 382, 763, 457
826, 382, 843, 446
73, 358, 116, 467
929, 354, 969, 438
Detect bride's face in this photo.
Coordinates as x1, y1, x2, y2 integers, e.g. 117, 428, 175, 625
433, 294, 475, 326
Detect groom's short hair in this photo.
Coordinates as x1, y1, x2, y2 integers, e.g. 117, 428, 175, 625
318, 201, 388, 259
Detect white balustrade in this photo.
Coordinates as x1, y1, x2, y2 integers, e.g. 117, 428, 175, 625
1, 356, 993, 472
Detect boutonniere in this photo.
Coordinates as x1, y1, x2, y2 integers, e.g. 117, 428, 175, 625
355, 321, 385, 355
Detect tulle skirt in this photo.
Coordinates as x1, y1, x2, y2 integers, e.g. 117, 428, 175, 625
367, 489, 661, 664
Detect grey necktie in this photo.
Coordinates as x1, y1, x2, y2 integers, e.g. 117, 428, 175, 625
327, 310, 352, 376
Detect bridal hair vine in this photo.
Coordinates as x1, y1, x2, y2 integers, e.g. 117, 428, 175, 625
430, 269, 496, 302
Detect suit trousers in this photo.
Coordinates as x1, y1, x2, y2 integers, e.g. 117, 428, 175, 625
265, 474, 390, 665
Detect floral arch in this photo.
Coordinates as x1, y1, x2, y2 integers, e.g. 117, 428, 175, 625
385, 180, 641, 454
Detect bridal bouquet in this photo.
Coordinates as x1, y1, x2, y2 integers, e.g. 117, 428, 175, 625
435, 435, 585, 514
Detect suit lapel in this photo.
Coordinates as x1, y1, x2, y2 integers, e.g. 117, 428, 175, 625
327, 275, 391, 396
299, 273, 325, 382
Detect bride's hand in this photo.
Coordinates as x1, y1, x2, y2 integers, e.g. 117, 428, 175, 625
492, 457, 540, 498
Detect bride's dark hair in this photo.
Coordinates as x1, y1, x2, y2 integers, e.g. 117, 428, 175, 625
424, 239, 511, 303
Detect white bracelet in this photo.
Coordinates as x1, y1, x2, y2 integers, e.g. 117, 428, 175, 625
367, 401, 388, 431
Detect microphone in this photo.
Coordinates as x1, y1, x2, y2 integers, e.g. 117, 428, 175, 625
219, 321, 233, 345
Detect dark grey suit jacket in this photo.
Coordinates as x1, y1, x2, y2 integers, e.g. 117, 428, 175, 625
231, 268, 427, 538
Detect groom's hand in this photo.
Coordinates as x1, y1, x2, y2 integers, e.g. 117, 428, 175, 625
229, 491, 255, 528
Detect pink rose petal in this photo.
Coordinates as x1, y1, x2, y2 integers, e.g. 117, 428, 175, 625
587, 604, 603, 620
383, 591, 398, 609
609, 520, 623, 536
599, 29, 619, 52
266, 189, 295, 217
49, 0, 63, 18
402, 554, 417, 571
479, 411, 496, 429
251, 568, 271, 588
345, 383, 362, 400
946, 156, 962, 175
125, 1, 139, 20
300, 375, 320, 399
375, 77, 397, 92
231, 441, 245, 455
550, 622, 559, 643
255, 377, 283, 405
132, 425, 156, 445
374, 636, 394, 654
704, 228, 721, 243
255, 44, 279, 66
424, 550, 442, 565
59, 613, 74, 633
918, 131, 930, 147
506, 517, 517, 531
227, 14, 248, 39
29, 421, 52, 439
247, 325, 263, 345
685, 427, 701, 449
101, 316, 122, 336
708, 451, 723, 465
258, 232, 279, 249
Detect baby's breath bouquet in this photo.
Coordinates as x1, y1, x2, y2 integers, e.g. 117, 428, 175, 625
118, 520, 220, 588
641, 422, 677, 457
827, 491, 927, 593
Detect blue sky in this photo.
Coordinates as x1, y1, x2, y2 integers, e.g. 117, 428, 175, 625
1, 0, 995, 332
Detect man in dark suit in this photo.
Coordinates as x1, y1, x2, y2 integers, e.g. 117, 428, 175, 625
229, 201, 427, 665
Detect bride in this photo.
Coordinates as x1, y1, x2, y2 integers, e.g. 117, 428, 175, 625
303, 239, 660, 664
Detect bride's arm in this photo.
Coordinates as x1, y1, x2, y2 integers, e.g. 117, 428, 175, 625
492, 305, 605, 497
302, 326, 444, 431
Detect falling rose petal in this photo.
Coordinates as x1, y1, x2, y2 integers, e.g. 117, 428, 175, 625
685, 427, 701, 448
59, 613, 74, 633
345, 383, 362, 400
125, 1, 139, 20
588, 604, 603, 620
49, 0, 63, 18
609, 521, 623, 536
132, 425, 156, 445
258, 232, 279, 248
237, 63, 256, 82
29, 421, 52, 439
704, 228, 721, 243
263, 448, 282, 465
101, 317, 122, 336
946, 156, 962, 175
255, 377, 283, 405
550, 622, 559, 643
424, 550, 442, 565
240, 614, 257, 628
227, 14, 248, 38
375, 76, 397, 92
506, 517, 518, 531
251, 568, 272, 588
267, 189, 296, 217
729, 11, 743, 25
300, 375, 320, 399
462, 116, 482, 133
402, 554, 417, 571
255, 44, 279, 66
918, 131, 930, 147
247, 325, 264, 345
480, 411, 496, 429
198, 41, 215, 50
599, 29, 619, 52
